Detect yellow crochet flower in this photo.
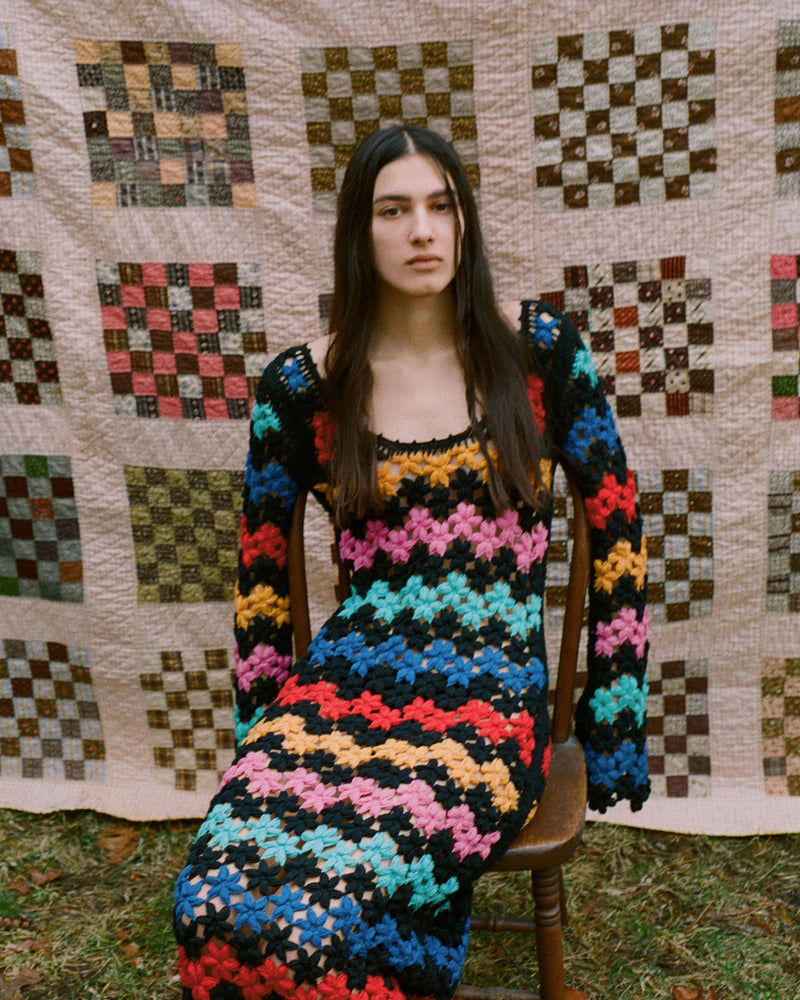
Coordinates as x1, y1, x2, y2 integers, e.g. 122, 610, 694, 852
593, 537, 647, 594
235, 583, 291, 630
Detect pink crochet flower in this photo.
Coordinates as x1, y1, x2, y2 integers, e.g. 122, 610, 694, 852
449, 501, 481, 538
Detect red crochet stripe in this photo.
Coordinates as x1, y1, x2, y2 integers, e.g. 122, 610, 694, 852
240, 515, 287, 570
584, 469, 638, 530
313, 410, 336, 464
177, 943, 431, 1000
526, 373, 546, 433
275, 676, 536, 766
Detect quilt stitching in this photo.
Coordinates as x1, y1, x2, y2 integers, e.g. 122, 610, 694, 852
0, 638, 104, 780
96, 260, 267, 419
531, 22, 716, 210
0, 454, 83, 603
74, 39, 254, 208
300, 40, 478, 213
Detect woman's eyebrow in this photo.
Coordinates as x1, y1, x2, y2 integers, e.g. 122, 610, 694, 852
373, 188, 451, 206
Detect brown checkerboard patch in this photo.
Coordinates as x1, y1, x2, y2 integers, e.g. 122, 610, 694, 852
647, 657, 711, 797
0, 638, 104, 780
776, 21, 800, 198
300, 40, 478, 213
762, 657, 800, 795
139, 647, 234, 791
124, 465, 242, 603
531, 22, 716, 210
0, 23, 34, 197
637, 468, 713, 623
767, 470, 800, 613
0, 249, 60, 405
540, 255, 714, 417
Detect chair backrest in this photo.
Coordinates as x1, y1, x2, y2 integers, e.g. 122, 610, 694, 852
286, 461, 590, 744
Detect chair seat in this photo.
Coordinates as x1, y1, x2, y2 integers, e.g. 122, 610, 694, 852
490, 736, 587, 873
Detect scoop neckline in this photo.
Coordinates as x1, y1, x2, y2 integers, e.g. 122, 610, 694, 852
298, 342, 485, 454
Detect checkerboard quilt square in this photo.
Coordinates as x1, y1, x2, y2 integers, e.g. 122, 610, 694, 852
541, 256, 714, 417
74, 39, 255, 208
531, 22, 716, 210
125, 465, 242, 603
647, 657, 711, 797
762, 657, 800, 794
771, 254, 800, 420
301, 40, 478, 213
0, 638, 104, 780
636, 468, 713, 623
776, 21, 800, 198
0, 454, 83, 602
0, 23, 34, 198
97, 260, 267, 418
767, 470, 800, 612
0, 249, 61, 405
139, 647, 234, 790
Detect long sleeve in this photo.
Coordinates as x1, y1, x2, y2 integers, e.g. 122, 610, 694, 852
523, 300, 650, 813
233, 347, 321, 744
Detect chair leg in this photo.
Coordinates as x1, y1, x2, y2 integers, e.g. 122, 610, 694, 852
532, 866, 565, 1000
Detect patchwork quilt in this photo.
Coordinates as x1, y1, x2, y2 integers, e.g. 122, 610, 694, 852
1, 0, 799, 834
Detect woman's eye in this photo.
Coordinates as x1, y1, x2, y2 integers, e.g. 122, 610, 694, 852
433, 201, 453, 213
378, 205, 401, 217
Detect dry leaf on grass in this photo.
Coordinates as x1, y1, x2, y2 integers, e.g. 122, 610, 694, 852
0, 969, 43, 999
0, 938, 51, 956
97, 824, 140, 864
24, 866, 62, 887
673, 987, 718, 1000
5, 879, 32, 896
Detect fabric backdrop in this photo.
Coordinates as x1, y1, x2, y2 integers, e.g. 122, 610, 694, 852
1, 0, 799, 835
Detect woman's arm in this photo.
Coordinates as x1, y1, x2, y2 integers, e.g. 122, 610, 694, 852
524, 301, 650, 813
232, 348, 316, 744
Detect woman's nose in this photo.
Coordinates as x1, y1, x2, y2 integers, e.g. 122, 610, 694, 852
409, 207, 434, 242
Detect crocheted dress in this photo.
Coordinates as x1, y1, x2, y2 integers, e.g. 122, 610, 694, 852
174, 302, 649, 1000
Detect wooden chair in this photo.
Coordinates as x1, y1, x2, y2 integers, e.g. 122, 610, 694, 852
286, 464, 590, 1000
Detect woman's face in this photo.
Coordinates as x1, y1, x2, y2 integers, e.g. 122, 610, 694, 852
370, 153, 461, 301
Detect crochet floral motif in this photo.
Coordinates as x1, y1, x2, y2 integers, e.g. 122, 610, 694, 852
175, 302, 649, 999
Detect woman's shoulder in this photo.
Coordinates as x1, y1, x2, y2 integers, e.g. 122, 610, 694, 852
499, 298, 578, 352
262, 335, 329, 384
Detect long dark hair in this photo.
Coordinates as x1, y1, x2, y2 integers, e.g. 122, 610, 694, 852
325, 124, 546, 524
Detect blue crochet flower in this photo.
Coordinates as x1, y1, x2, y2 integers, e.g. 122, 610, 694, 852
173, 866, 205, 920
565, 404, 619, 463
281, 356, 308, 391
245, 457, 297, 504
233, 890, 270, 933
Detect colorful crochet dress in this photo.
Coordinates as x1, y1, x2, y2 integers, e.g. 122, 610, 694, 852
174, 302, 649, 1000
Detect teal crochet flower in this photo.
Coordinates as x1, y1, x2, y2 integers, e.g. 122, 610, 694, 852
571, 346, 598, 386
251, 399, 281, 439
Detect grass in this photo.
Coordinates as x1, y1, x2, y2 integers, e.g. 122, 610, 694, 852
0, 809, 798, 999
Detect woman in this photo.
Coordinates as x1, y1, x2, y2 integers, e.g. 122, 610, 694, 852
174, 125, 649, 1000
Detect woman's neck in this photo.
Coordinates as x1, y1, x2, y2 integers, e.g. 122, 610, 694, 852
369, 288, 459, 360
